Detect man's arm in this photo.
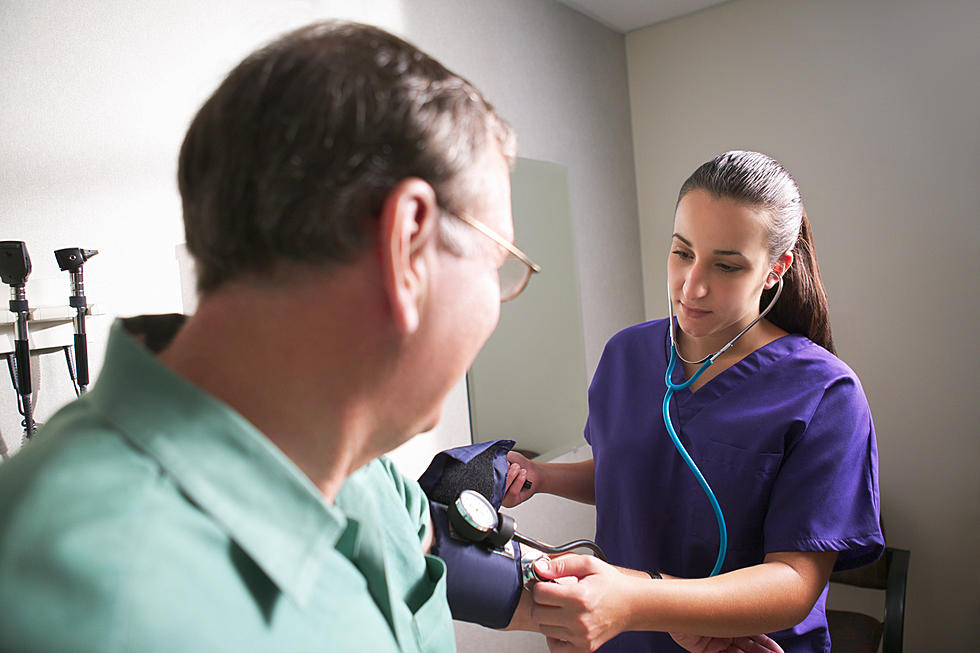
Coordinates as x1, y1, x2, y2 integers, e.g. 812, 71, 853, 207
422, 514, 435, 553
502, 589, 537, 631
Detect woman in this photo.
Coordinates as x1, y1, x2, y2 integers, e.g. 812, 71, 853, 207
506, 151, 883, 653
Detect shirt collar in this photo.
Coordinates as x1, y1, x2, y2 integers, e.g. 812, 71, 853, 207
87, 316, 346, 608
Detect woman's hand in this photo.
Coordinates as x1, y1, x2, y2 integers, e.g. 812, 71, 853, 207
529, 554, 635, 652
670, 633, 784, 653
527, 555, 787, 653
502, 450, 540, 507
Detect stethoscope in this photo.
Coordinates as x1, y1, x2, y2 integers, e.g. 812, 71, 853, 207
663, 274, 783, 576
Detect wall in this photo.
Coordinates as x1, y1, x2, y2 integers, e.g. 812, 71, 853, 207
0, 2, 637, 650
626, 0, 980, 648
0, 0, 643, 459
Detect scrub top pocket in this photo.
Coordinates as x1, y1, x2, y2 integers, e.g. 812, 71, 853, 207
689, 439, 782, 556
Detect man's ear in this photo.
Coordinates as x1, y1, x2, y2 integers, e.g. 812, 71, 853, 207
377, 178, 442, 334
765, 251, 795, 289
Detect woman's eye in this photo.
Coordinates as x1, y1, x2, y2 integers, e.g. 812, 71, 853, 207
717, 263, 741, 273
672, 249, 693, 260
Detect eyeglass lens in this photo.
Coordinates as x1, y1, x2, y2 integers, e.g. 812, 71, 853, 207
498, 253, 530, 301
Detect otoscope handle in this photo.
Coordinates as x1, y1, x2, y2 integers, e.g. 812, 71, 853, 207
9, 289, 32, 396
74, 333, 89, 388
14, 340, 31, 395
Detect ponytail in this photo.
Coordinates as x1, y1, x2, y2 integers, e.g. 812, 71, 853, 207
761, 209, 835, 354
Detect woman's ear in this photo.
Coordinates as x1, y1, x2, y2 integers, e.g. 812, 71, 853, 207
377, 178, 441, 334
765, 251, 795, 289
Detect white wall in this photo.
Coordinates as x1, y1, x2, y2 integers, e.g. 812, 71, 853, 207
626, 0, 980, 649
0, 0, 643, 458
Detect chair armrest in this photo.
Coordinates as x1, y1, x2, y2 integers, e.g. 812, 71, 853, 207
882, 547, 910, 653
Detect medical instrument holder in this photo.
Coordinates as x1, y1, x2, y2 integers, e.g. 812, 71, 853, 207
55, 248, 98, 394
0, 241, 37, 439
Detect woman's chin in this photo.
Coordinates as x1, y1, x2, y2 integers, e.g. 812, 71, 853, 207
677, 319, 715, 340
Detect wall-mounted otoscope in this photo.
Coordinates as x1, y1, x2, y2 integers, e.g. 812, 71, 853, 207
54, 248, 98, 395
0, 241, 36, 438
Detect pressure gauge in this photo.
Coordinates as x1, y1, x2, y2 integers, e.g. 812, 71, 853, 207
449, 489, 499, 542
448, 489, 517, 549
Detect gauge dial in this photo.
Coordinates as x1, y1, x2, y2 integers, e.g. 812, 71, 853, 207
455, 490, 498, 532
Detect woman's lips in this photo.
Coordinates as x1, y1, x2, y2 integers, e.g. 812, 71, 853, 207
679, 302, 711, 319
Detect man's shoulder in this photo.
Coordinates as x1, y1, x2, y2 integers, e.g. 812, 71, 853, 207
345, 456, 427, 519
0, 400, 230, 591
0, 400, 154, 515
0, 411, 244, 652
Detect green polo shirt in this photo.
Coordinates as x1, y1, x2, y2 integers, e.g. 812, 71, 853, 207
0, 316, 455, 653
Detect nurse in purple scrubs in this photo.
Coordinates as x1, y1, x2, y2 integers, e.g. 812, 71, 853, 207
504, 151, 883, 653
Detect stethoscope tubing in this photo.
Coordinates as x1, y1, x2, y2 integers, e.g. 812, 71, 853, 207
662, 275, 784, 576
663, 348, 727, 576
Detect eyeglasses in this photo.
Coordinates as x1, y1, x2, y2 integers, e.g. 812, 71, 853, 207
450, 211, 541, 302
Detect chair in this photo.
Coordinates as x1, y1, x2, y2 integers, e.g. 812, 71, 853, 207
827, 546, 911, 653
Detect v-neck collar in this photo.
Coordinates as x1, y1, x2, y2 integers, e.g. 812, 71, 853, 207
663, 319, 803, 408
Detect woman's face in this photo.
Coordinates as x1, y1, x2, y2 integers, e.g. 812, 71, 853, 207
668, 189, 775, 343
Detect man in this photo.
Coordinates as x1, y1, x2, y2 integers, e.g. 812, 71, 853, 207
0, 21, 530, 652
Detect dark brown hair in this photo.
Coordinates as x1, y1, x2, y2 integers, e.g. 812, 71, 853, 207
178, 21, 516, 293
677, 151, 835, 353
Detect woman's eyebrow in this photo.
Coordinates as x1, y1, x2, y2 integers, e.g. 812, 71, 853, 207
672, 233, 745, 257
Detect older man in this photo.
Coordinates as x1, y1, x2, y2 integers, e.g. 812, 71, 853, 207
0, 21, 534, 653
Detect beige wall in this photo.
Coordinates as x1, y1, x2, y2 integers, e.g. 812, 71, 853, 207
626, 0, 980, 648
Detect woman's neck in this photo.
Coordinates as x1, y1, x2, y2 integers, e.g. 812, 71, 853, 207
676, 318, 788, 389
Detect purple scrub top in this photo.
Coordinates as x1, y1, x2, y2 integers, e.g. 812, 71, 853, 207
585, 319, 883, 653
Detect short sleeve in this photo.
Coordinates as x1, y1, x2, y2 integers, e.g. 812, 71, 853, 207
764, 377, 884, 571
377, 456, 431, 545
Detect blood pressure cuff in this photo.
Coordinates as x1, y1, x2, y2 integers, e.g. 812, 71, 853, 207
418, 438, 516, 509
419, 439, 522, 628
428, 502, 523, 628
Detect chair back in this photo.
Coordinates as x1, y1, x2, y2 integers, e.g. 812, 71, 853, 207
827, 547, 910, 653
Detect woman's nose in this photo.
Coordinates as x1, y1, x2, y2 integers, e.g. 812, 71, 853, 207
683, 265, 709, 298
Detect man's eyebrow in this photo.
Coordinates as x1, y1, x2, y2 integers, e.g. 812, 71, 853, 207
671, 233, 745, 257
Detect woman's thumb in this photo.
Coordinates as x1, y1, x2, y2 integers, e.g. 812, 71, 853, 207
534, 554, 599, 581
